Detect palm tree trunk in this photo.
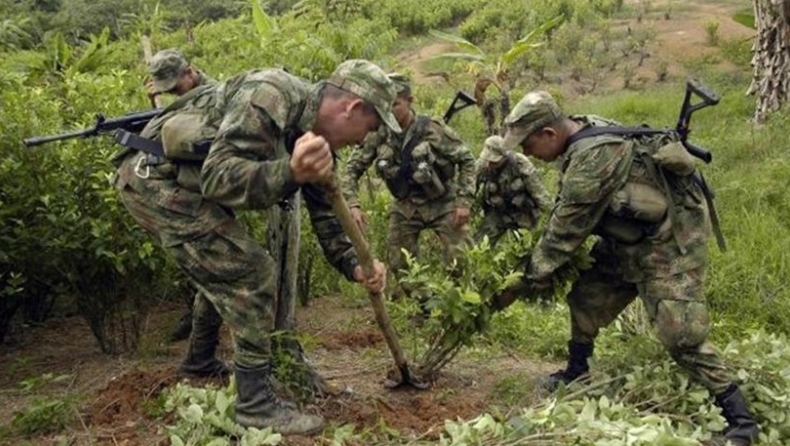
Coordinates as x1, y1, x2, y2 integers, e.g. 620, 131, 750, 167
748, 0, 790, 123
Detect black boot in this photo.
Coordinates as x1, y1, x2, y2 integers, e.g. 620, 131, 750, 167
168, 310, 193, 342
710, 384, 759, 446
179, 301, 228, 378
543, 341, 593, 391
234, 362, 325, 435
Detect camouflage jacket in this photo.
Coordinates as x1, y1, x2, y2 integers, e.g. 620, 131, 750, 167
529, 115, 709, 283
476, 151, 551, 228
124, 69, 360, 279
341, 115, 475, 208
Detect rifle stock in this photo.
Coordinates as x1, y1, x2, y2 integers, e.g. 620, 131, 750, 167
676, 79, 719, 164
442, 90, 476, 123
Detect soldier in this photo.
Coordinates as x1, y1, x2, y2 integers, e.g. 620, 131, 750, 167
112, 59, 396, 435
341, 73, 475, 299
474, 134, 551, 247
146, 48, 214, 101
145, 49, 217, 343
499, 91, 759, 446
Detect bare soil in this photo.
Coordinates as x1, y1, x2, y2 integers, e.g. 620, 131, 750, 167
0, 296, 556, 446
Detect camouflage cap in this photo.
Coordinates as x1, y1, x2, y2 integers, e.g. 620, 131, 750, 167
149, 49, 189, 94
480, 135, 507, 163
386, 72, 411, 94
502, 91, 563, 150
328, 59, 401, 134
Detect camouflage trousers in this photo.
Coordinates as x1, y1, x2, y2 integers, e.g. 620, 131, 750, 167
167, 221, 278, 369
387, 199, 471, 296
567, 260, 731, 394
116, 158, 277, 369
474, 210, 537, 247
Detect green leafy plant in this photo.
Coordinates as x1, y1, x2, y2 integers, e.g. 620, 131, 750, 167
164, 380, 283, 445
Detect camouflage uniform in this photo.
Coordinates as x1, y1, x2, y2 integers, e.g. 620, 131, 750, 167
502, 91, 730, 394
341, 76, 475, 286
474, 135, 551, 246
113, 60, 399, 435
113, 62, 399, 369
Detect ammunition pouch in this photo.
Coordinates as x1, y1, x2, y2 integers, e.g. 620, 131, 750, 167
411, 150, 446, 200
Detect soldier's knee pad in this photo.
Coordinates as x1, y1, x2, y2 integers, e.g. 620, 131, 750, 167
654, 300, 710, 351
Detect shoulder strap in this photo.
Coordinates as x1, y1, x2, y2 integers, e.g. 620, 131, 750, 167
564, 125, 670, 151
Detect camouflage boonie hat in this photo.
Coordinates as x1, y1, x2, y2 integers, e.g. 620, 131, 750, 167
149, 49, 189, 94
480, 135, 507, 163
328, 59, 401, 134
502, 91, 563, 150
386, 72, 411, 94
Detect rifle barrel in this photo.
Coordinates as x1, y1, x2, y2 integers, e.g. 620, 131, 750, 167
23, 128, 96, 147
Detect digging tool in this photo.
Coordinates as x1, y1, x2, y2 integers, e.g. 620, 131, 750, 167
324, 176, 429, 390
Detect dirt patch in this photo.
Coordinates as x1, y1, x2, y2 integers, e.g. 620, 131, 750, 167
396, 40, 458, 85
85, 367, 176, 427
319, 327, 384, 351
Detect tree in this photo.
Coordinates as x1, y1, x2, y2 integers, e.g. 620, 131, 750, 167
748, 0, 790, 123
429, 15, 564, 136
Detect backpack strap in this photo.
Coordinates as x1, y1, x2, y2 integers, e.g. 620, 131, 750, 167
564, 125, 668, 151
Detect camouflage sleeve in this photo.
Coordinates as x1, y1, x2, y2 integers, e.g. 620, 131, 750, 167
301, 183, 359, 281
201, 82, 300, 210
429, 121, 476, 208
529, 142, 632, 280
515, 154, 552, 209
340, 131, 380, 208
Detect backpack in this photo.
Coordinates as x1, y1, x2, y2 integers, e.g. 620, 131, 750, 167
566, 125, 725, 252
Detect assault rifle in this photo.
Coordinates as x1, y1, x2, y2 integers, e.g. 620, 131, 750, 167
23, 109, 162, 147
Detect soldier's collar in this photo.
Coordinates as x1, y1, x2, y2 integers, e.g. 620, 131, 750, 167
297, 83, 322, 132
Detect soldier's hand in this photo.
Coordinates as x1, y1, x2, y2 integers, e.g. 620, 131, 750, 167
291, 132, 333, 184
353, 260, 387, 294
453, 207, 470, 228
350, 206, 368, 232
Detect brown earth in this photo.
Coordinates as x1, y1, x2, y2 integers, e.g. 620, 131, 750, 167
0, 295, 555, 446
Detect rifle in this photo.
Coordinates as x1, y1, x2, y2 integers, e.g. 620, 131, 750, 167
442, 90, 477, 124
676, 79, 719, 163
23, 109, 162, 147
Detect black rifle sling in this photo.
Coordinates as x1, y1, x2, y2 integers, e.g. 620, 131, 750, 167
115, 84, 217, 156
564, 125, 726, 252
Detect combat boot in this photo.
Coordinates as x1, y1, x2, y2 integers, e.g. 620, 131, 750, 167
178, 301, 228, 378
234, 362, 325, 435
542, 341, 593, 391
706, 384, 759, 446
168, 310, 193, 342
